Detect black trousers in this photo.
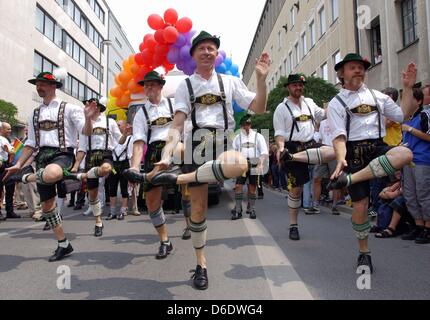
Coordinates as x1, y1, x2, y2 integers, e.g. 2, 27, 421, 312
0, 164, 15, 215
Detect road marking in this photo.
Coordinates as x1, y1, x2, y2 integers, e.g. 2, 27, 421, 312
243, 218, 314, 300
225, 182, 314, 299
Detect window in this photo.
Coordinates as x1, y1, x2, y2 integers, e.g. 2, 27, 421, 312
33, 52, 43, 76
331, 0, 339, 22
283, 58, 288, 76
301, 32, 307, 56
72, 78, 79, 98
370, 20, 382, 65
115, 37, 122, 49
309, 20, 316, 47
66, 1, 75, 18
64, 75, 72, 95
78, 83, 86, 101
401, 0, 417, 47
34, 52, 58, 76
74, 6, 81, 25
319, 6, 326, 37
54, 24, 63, 47
73, 41, 80, 61
44, 15, 54, 41
80, 47, 86, 67
333, 51, 341, 83
321, 62, 328, 81
290, 7, 295, 29
288, 52, 293, 73
64, 34, 73, 56
278, 31, 282, 50
87, 0, 105, 24
295, 42, 299, 66
115, 62, 122, 71
36, 7, 44, 32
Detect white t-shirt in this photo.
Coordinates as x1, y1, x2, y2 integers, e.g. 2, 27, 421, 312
0, 136, 13, 161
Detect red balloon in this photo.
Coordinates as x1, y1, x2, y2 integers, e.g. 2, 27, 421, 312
154, 29, 166, 44
153, 54, 165, 67
143, 34, 152, 44
163, 61, 175, 73
139, 42, 145, 52
145, 36, 157, 51
164, 8, 178, 25
155, 44, 169, 56
176, 17, 192, 33
141, 49, 153, 65
148, 14, 165, 30
163, 26, 179, 44
134, 53, 145, 65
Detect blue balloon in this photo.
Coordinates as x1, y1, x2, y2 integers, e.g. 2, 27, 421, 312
224, 57, 232, 69
230, 63, 239, 75
215, 63, 227, 74
225, 70, 233, 76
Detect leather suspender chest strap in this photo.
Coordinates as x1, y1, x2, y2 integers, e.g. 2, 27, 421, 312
335, 90, 382, 139
140, 98, 174, 145
89, 116, 110, 152
187, 73, 228, 131
33, 102, 67, 151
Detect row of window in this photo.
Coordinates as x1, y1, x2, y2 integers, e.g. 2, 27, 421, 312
268, 50, 341, 90
36, 6, 103, 81
33, 51, 99, 101
86, 0, 105, 24
54, 0, 104, 49
289, 0, 337, 35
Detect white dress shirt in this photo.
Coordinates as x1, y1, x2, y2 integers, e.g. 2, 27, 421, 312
327, 84, 404, 142
175, 70, 256, 131
113, 135, 134, 162
274, 97, 325, 142
133, 97, 175, 145
0, 136, 13, 161
233, 129, 269, 160
26, 98, 85, 149
79, 114, 122, 152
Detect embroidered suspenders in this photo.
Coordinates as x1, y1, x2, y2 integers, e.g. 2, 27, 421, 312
186, 73, 228, 131
141, 98, 174, 145
89, 116, 110, 152
33, 102, 67, 152
284, 99, 315, 141
335, 89, 382, 139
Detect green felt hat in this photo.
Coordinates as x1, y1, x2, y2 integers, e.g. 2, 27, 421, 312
334, 53, 371, 71
284, 74, 307, 87
190, 31, 220, 56
137, 71, 166, 86
28, 72, 63, 89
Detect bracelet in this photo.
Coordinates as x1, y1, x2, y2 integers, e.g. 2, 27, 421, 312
408, 127, 414, 133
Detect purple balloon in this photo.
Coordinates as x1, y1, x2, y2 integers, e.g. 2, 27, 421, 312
174, 34, 187, 48
215, 54, 224, 67
176, 60, 185, 71
167, 47, 180, 64
219, 50, 227, 60
180, 45, 191, 60
185, 30, 197, 43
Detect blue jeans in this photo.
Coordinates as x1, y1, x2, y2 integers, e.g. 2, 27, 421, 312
303, 166, 314, 208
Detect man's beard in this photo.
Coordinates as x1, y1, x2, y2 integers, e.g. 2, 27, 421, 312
37, 90, 46, 97
291, 90, 303, 99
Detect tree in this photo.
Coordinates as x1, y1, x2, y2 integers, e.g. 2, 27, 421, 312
251, 75, 339, 139
0, 99, 18, 126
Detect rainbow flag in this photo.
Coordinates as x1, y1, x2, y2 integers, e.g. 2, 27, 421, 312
9, 138, 24, 165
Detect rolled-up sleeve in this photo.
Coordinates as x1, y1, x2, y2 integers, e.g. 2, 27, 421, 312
381, 93, 404, 123
232, 77, 256, 110
132, 109, 148, 144
273, 104, 287, 139
69, 104, 85, 133
110, 119, 122, 144
327, 100, 347, 140
257, 134, 269, 156
25, 113, 36, 148
174, 81, 191, 117
78, 133, 87, 153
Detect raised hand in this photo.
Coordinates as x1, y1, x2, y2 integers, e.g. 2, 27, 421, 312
402, 62, 417, 89
84, 100, 99, 120
255, 53, 271, 81
2, 165, 21, 182
331, 159, 348, 181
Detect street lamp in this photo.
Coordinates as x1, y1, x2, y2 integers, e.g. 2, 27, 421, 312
99, 39, 113, 97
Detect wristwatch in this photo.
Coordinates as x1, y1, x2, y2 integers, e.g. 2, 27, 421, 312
408, 127, 414, 133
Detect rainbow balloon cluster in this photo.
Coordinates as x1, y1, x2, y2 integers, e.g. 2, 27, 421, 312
107, 8, 245, 121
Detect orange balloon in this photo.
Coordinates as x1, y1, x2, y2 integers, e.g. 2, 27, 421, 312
117, 94, 131, 107
130, 63, 140, 75
118, 71, 132, 83
114, 75, 121, 85
128, 54, 135, 66
110, 86, 124, 98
